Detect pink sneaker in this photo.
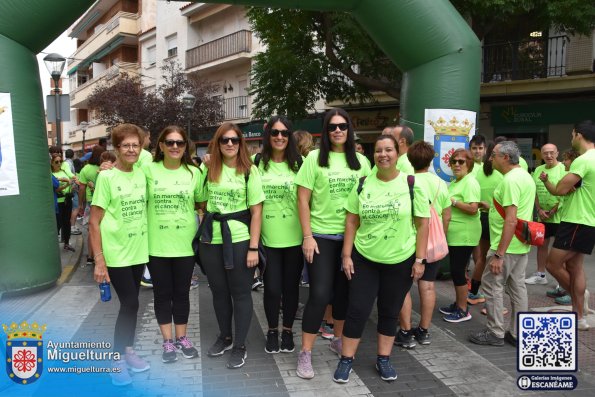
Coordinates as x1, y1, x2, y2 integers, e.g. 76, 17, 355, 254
329, 337, 342, 357
296, 350, 314, 379
124, 351, 150, 373
110, 360, 132, 386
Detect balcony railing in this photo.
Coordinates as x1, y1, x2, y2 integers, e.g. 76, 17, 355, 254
220, 96, 249, 120
70, 62, 138, 105
186, 30, 252, 69
482, 36, 567, 83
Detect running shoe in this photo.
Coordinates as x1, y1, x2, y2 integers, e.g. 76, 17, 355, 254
555, 294, 572, 305
162, 339, 178, 363
110, 360, 132, 386
439, 302, 458, 315
252, 277, 263, 291
175, 336, 198, 359
265, 330, 279, 354
124, 351, 150, 372
546, 286, 567, 298
320, 324, 334, 340
332, 357, 353, 383
467, 292, 486, 305
412, 327, 431, 345
376, 356, 398, 381
469, 329, 504, 346
525, 272, 548, 285
443, 307, 472, 323
280, 330, 295, 353
226, 346, 247, 369
329, 337, 342, 357
140, 277, 153, 288
296, 351, 314, 379
207, 335, 233, 357
394, 329, 416, 349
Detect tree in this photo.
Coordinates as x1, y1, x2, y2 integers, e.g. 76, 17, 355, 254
88, 61, 223, 141
247, 1, 595, 119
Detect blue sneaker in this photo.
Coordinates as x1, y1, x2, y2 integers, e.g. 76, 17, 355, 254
439, 302, 457, 315
332, 357, 353, 383
443, 307, 472, 323
376, 356, 397, 381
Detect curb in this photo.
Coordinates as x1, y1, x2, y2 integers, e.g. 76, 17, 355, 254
57, 233, 84, 285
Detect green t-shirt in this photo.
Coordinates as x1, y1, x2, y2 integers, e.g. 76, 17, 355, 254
561, 149, 595, 227
255, 157, 302, 248
470, 161, 483, 176
489, 167, 535, 254
345, 173, 430, 264
52, 169, 73, 203
144, 162, 202, 257
519, 157, 528, 171
474, 167, 503, 209
295, 149, 371, 234
413, 172, 450, 217
197, 164, 265, 244
136, 149, 153, 168
92, 168, 148, 267
397, 153, 414, 174
533, 162, 565, 224
447, 174, 481, 246
79, 164, 100, 202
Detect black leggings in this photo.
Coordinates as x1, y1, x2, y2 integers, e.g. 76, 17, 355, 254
199, 241, 255, 348
107, 264, 144, 354
343, 249, 414, 338
448, 245, 474, 287
57, 199, 72, 244
301, 237, 350, 334
147, 256, 195, 325
263, 245, 304, 329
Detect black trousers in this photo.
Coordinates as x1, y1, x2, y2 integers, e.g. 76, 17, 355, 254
448, 245, 474, 286
147, 255, 195, 325
343, 249, 415, 338
57, 199, 72, 244
107, 264, 144, 354
263, 245, 304, 329
199, 241, 255, 348
301, 237, 350, 334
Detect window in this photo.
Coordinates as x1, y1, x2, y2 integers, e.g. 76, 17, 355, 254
147, 45, 156, 66
166, 35, 177, 58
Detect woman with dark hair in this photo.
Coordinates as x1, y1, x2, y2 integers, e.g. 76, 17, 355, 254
79, 145, 106, 266
440, 148, 481, 323
197, 122, 265, 369
143, 126, 202, 364
90, 124, 150, 386
334, 135, 429, 383
468, 142, 503, 312
294, 108, 371, 379
51, 153, 75, 252
256, 116, 304, 354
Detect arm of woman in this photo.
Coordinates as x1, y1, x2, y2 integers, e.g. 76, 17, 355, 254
89, 206, 109, 283
441, 206, 451, 235
341, 212, 360, 280
451, 199, 479, 215
298, 186, 319, 263
247, 202, 262, 268
412, 216, 429, 281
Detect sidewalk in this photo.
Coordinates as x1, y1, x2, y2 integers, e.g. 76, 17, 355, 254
1, 237, 594, 396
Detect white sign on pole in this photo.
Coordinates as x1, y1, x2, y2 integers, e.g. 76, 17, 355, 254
0, 93, 20, 197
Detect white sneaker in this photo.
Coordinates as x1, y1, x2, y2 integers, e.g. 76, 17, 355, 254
525, 273, 548, 285
577, 318, 590, 331
71, 226, 82, 235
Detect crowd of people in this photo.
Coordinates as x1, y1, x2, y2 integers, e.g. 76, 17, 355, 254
48, 113, 594, 386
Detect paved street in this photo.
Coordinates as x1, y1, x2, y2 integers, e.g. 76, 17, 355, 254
1, 234, 594, 397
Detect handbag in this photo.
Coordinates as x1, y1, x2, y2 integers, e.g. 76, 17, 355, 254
492, 199, 545, 246
426, 188, 449, 262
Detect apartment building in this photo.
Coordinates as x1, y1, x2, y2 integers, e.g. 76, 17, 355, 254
66, 0, 155, 152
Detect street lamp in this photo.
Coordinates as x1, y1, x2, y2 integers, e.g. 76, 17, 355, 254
182, 92, 196, 136
80, 121, 89, 154
43, 53, 66, 147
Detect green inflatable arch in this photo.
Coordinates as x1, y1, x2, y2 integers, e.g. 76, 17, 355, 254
0, 0, 479, 293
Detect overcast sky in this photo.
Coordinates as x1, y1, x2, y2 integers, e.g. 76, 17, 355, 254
37, 31, 77, 106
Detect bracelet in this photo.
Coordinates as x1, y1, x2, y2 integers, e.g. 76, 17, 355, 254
303, 235, 313, 239
248, 247, 259, 252
94, 251, 104, 260
452, 200, 458, 207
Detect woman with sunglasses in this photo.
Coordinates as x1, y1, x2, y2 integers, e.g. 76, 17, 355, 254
255, 116, 304, 354
294, 108, 371, 379
51, 153, 75, 252
439, 148, 481, 323
90, 124, 150, 386
197, 122, 265, 369
142, 126, 201, 364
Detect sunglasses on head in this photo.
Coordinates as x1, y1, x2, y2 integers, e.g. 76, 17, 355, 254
163, 139, 186, 147
270, 129, 290, 138
327, 123, 349, 132
450, 159, 466, 165
219, 137, 241, 145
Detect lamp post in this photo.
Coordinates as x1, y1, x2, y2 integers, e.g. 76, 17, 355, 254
43, 53, 66, 147
182, 92, 196, 136
80, 121, 89, 154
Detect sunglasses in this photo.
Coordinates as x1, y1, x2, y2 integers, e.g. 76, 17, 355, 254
53, 160, 62, 164
270, 129, 290, 138
450, 159, 466, 165
219, 137, 241, 145
327, 123, 349, 132
164, 139, 186, 147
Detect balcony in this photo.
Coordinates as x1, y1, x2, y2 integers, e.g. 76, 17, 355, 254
70, 62, 139, 108
67, 12, 139, 72
220, 96, 249, 121
67, 121, 108, 151
481, 36, 567, 83
186, 30, 252, 71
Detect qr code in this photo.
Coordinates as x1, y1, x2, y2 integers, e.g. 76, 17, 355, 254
518, 312, 577, 372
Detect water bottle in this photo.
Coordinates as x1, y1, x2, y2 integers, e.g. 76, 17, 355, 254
99, 281, 111, 302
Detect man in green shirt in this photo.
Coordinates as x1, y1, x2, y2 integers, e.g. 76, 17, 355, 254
469, 134, 486, 177
525, 144, 565, 285
542, 121, 595, 331
383, 125, 414, 174
469, 141, 535, 347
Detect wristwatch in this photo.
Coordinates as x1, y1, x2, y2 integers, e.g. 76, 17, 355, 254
415, 258, 427, 265
452, 199, 458, 207
494, 253, 503, 259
